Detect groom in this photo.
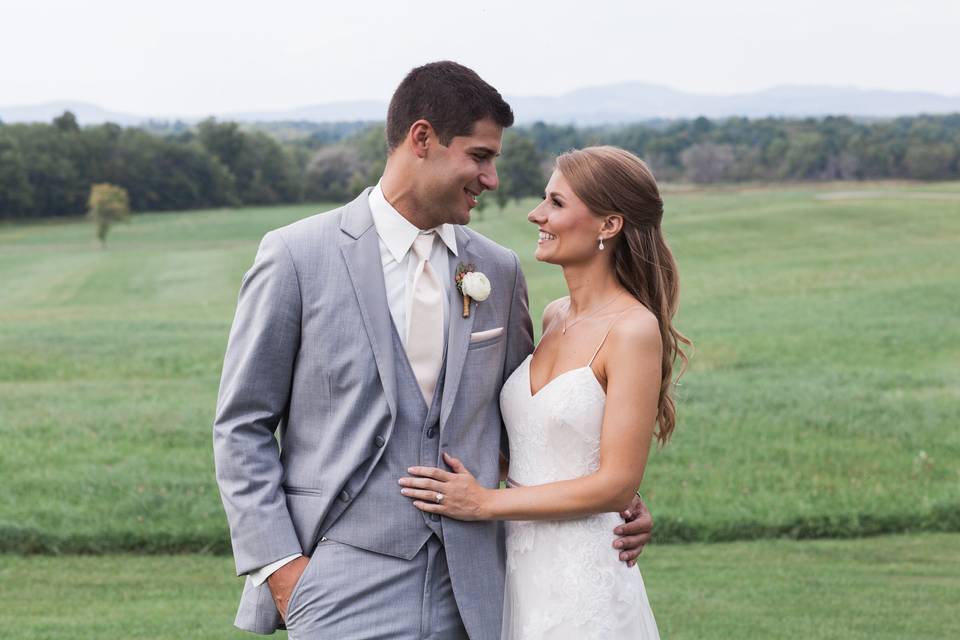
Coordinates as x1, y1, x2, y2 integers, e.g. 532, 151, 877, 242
213, 61, 652, 638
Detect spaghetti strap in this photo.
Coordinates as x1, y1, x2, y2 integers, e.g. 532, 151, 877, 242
587, 308, 634, 367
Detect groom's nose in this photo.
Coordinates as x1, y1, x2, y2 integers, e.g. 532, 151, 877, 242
478, 164, 499, 192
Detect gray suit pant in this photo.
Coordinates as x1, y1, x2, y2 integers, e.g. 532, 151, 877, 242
284, 535, 468, 639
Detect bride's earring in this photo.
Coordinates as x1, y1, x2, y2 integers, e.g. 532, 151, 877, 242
598, 236, 605, 251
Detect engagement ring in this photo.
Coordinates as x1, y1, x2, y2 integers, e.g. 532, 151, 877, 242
435, 493, 444, 504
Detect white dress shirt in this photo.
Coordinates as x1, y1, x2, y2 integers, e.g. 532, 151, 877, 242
368, 181, 457, 339
248, 182, 459, 586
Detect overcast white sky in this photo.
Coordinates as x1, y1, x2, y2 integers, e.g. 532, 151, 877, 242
2, 0, 958, 117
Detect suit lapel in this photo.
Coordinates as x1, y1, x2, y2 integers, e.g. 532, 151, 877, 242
340, 190, 398, 420
440, 227, 479, 430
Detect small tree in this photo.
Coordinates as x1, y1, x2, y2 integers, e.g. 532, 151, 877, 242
53, 110, 80, 133
304, 145, 366, 202
496, 132, 546, 209
494, 183, 509, 211
680, 143, 737, 183
87, 183, 130, 249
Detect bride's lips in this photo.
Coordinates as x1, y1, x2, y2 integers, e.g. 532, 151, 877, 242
537, 229, 557, 245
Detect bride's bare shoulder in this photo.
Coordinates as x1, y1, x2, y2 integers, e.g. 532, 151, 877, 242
608, 304, 662, 356
541, 297, 570, 334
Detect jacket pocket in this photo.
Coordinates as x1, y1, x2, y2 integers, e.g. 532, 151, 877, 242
283, 485, 323, 497
467, 334, 505, 350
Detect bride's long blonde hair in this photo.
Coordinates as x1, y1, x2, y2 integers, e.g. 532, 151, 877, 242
556, 146, 691, 445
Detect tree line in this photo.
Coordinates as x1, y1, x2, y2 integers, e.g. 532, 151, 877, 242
2, 111, 959, 220
0, 112, 303, 218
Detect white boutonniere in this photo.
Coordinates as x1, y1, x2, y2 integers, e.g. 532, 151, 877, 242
455, 262, 491, 318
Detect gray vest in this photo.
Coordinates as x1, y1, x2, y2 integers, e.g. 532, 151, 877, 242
323, 321, 446, 558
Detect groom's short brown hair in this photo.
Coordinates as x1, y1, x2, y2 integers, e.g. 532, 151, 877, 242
386, 61, 514, 151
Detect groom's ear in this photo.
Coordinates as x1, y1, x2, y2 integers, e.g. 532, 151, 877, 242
408, 119, 434, 159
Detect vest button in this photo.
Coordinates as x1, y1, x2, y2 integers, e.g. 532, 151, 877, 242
426, 427, 437, 439
430, 513, 440, 522
374, 435, 385, 448
339, 490, 351, 502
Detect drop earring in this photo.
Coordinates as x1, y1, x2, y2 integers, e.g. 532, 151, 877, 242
598, 236, 605, 251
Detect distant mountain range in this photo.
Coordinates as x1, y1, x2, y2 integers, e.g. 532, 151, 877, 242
3, 84, 960, 126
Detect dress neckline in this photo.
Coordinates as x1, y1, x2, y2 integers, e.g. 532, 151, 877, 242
524, 354, 605, 399
525, 304, 636, 399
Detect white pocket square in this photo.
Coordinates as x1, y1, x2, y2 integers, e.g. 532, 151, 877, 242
469, 327, 504, 343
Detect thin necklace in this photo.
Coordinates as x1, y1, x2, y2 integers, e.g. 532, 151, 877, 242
562, 291, 624, 334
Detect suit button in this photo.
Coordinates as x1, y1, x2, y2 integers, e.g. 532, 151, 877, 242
426, 427, 437, 439
374, 435, 385, 448
339, 490, 351, 502
430, 513, 440, 522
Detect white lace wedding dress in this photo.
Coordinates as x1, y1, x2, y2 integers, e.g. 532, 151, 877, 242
499, 352, 660, 640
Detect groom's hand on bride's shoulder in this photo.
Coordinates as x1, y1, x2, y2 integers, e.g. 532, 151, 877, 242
267, 555, 310, 621
613, 494, 653, 568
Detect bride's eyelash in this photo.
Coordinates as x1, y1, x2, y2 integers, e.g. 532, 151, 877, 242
542, 193, 563, 207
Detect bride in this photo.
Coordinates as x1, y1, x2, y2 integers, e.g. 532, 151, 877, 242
400, 146, 689, 639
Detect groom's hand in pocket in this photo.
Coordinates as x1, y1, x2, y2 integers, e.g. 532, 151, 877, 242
267, 555, 310, 622
613, 494, 653, 567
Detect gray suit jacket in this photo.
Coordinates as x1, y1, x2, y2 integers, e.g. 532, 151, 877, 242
213, 189, 534, 635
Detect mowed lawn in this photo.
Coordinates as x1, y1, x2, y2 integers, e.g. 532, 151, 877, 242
1, 533, 958, 639
1, 183, 959, 638
1, 183, 959, 551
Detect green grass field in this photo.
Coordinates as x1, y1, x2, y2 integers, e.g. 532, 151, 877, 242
2, 533, 957, 639
2, 183, 958, 638
1, 183, 957, 551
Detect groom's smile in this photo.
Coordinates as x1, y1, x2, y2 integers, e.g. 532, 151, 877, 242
464, 187, 480, 209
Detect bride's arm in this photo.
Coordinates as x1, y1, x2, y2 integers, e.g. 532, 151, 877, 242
402, 310, 662, 521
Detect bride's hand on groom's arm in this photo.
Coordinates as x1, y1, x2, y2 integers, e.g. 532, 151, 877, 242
399, 452, 493, 521
266, 555, 310, 622
614, 494, 653, 567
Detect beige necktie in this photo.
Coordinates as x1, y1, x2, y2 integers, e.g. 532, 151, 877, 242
407, 232, 444, 404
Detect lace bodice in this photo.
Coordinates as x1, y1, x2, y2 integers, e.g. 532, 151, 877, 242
501, 355, 606, 487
